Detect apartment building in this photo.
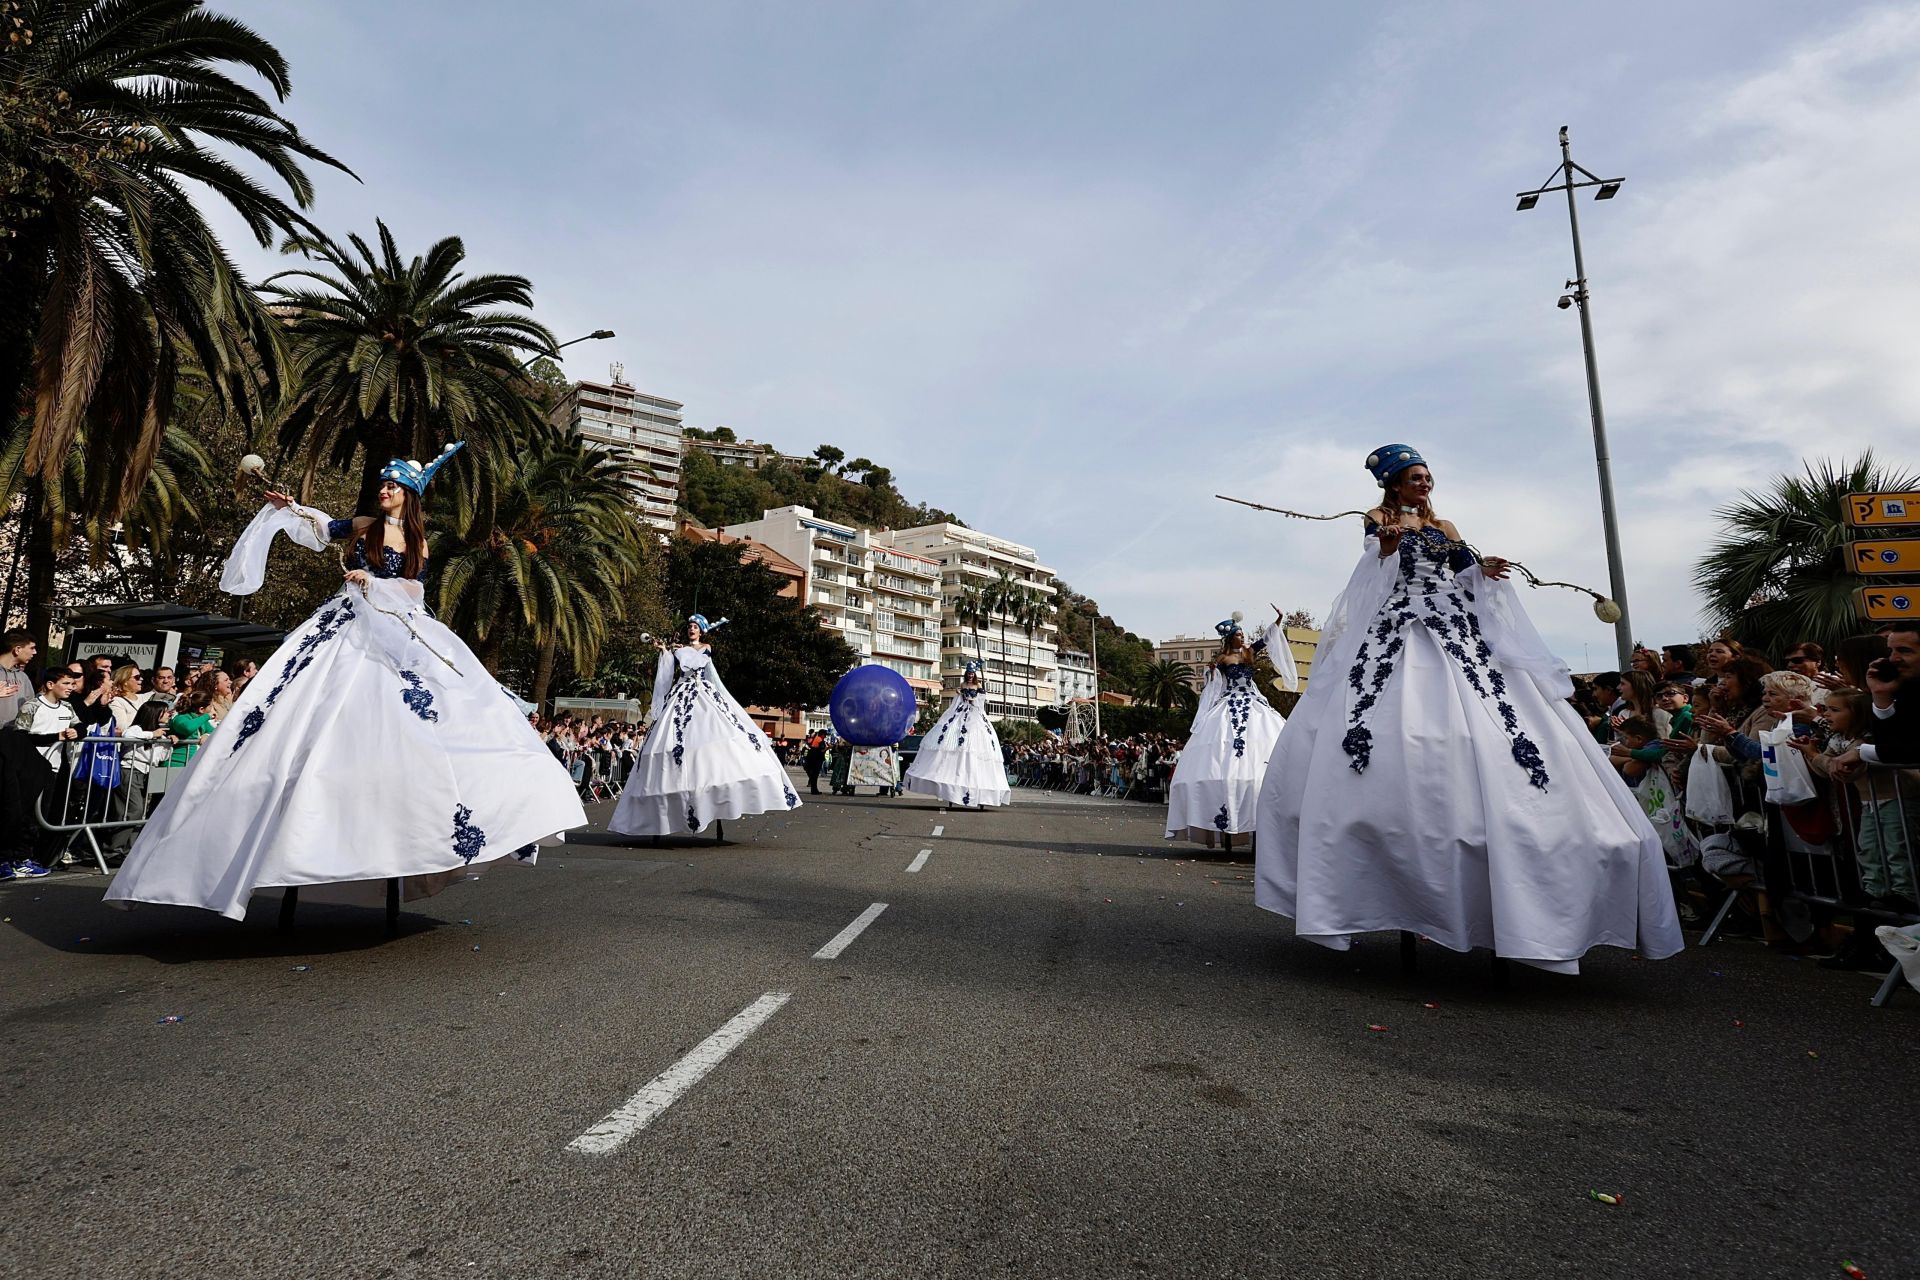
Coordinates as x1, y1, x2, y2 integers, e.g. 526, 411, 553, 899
1154, 627, 1320, 691
880, 522, 1059, 723
549, 365, 684, 535
720, 506, 944, 730
1055, 648, 1097, 704
685, 433, 777, 469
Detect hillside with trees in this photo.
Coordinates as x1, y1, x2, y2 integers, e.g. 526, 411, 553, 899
679, 441, 961, 533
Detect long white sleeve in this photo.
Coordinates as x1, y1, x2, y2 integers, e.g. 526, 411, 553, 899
1260, 622, 1299, 691
220, 502, 334, 595
648, 649, 677, 723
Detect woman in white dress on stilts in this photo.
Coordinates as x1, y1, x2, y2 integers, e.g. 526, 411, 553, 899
1165, 612, 1296, 848
1252, 443, 1683, 974
105, 443, 587, 925
905, 661, 1011, 809
608, 615, 800, 838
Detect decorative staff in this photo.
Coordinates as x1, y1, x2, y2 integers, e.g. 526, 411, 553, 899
1215, 492, 1624, 623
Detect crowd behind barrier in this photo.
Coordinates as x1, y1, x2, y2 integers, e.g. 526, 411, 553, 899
6, 625, 1918, 1004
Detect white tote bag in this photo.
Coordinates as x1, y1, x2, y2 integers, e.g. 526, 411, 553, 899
1760, 716, 1817, 806
1685, 745, 1736, 825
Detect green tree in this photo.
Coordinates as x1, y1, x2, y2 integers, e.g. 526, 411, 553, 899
1, 0, 348, 641
1135, 657, 1197, 713
430, 424, 647, 688
1694, 453, 1920, 662
262, 220, 557, 516
663, 536, 857, 711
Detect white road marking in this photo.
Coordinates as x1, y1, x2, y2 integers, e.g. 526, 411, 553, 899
813, 902, 889, 960
931, 824, 945, 837
566, 991, 792, 1156
906, 849, 932, 873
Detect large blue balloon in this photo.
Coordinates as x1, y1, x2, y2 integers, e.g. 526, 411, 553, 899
829, 664, 917, 746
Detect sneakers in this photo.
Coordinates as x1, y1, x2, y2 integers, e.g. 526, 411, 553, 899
5, 860, 51, 880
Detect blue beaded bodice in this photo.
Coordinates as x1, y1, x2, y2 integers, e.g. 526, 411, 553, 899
329, 518, 412, 580
1342, 523, 1549, 789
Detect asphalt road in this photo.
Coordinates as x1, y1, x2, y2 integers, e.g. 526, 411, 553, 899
4, 770, 1916, 1279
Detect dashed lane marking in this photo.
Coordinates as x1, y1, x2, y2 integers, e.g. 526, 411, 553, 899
813, 903, 889, 960
906, 849, 931, 873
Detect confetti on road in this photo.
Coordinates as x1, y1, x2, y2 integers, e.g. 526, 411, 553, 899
1588, 1191, 1621, 1205
1732, 1019, 1745, 1029
1367, 1024, 1388, 1033
156, 1015, 184, 1025
1422, 1002, 1440, 1009
1840, 1262, 1867, 1279
291, 965, 310, 972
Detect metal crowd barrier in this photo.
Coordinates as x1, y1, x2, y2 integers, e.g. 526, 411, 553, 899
29, 735, 186, 874
1686, 753, 1918, 1009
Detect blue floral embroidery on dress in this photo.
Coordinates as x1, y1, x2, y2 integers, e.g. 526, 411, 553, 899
398, 670, 439, 722
452, 804, 486, 863
1220, 664, 1255, 758
1342, 526, 1548, 789
1214, 803, 1230, 831
232, 598, 355, 753
962, 789, 971, 807
511, 842, 537, 861
784, 783, 799, 808
686, 802, 701, 832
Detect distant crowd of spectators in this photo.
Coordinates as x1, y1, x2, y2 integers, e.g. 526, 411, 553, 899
1008, 733, 1186, 802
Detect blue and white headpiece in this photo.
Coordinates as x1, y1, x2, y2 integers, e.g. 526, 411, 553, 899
1214, 612, 1245, 639
381, 440, 465, 495
1364, 443, 1424, 485
687, 613, 729, 634
962, 660, 983, 675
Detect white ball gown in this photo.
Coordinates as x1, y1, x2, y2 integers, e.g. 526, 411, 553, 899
1165, 627, 1294, 844
905, 686, 1011, 808
105, 505, 587, 921
1252, 523, 1684, 974
608, 645, 800, 836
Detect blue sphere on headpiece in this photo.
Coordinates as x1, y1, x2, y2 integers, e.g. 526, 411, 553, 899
1363, 443, 1425, 485
1214, 617, 1243, 639
686, 613, 729, 634
829, 664, 916, 746
962, 659, 983, 676
382, 440, 466, 495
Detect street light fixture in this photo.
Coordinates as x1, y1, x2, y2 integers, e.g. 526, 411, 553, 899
520, 329, 615, 369
1515, 126, 1635, 669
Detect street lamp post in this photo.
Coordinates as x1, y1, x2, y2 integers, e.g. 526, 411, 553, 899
1516, 127, 1634, 669
521, 328, 615, 370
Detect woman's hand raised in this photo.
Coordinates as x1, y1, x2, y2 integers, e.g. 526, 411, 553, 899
263, 489, 293, 509
1480, 555, 1513, 581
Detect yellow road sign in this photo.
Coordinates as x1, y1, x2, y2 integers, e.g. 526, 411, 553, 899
1845, 492, 1920, 526
1849, 539, 1920, 575
1859, 587, 1920, 621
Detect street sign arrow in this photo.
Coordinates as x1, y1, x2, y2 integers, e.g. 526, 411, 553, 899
1848, 539, 1920, 575
1860, 587, 1920, 620
1845, 492, 1920, 526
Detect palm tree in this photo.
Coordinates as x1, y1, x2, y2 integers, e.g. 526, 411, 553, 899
1016, 587, 1049, 714
1694, 453, 1920, 661
1135, 657, 1197, 713
985, 567, 1022, 719
430, 423, 646, 689
261, 221, 558, 516
1, 0, 349, 639
953, 582, 985, 688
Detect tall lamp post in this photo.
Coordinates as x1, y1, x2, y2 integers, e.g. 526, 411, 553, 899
521, 328, 615, 370
1516, 127, 1634, 669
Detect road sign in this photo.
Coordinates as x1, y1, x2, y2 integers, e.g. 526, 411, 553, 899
1845, 492, 1920, 526
1848, 539, 1920, 575
1859, 588, 1920, 621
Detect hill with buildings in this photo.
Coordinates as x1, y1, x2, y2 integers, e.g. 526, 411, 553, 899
679, 435, 962, 535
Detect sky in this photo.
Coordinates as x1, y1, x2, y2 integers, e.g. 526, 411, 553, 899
210, 0, 1920, 669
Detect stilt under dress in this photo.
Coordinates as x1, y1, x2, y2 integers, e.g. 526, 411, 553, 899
105, 504, 586, 921
1252, 524, 1683, 973
904, 687, 1011, 808
607, 645, 799, 836
1165, 627, 1292, 845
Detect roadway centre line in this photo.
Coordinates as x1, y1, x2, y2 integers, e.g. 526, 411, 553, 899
931, 824, 945, 837
906, 849, 932, 873
814, 903, 889, 960
566, 991, 792, 1155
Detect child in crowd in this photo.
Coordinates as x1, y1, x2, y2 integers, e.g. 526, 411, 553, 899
1799, 690, 1918, 915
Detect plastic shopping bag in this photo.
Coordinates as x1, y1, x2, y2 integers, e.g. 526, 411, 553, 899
1685, 745, 1736, 825
1760, 716, 1816, 806
1634, 770, 1698, 867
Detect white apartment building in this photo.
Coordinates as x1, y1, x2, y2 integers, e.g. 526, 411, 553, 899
1055, 648, 1096, 704
549, 366, 684, 535
685, 433, 776, 469
720, 506, 944, 730
881, 522, 1058, 723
